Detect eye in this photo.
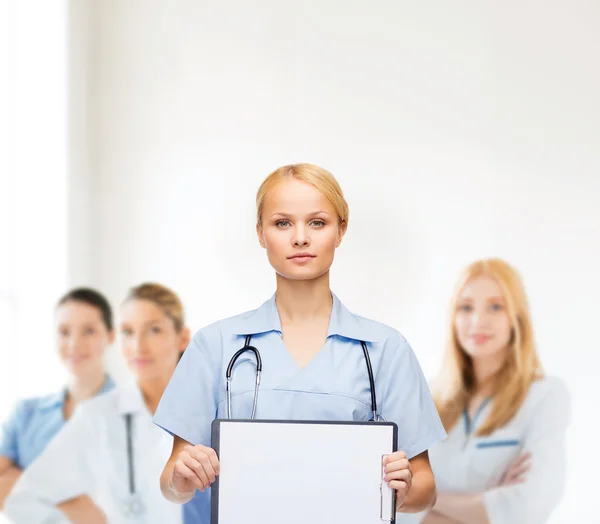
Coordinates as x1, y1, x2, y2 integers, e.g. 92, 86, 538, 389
150, 326, 162, 334
275, 220, 291, 228
490, 303, 504, 312
457, 304, 472, 312
121, 327, 133, 337
84, 327, 96, 336
310, 219, 325, 227
59, 328, 69, 337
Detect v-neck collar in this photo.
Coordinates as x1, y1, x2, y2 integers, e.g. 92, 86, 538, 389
463, 397, 492, 435
231, 292, 382, 343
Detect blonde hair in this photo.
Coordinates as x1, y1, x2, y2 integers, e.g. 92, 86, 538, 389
125, 283, 185, 332
433, 258, 543, 436
256, 163, 349, 227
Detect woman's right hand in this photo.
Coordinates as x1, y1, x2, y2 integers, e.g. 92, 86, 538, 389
172, 444, 221, 493
499, 451, 531, 486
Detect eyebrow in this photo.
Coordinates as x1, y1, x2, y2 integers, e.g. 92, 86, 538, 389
120, 319, 165, 328
269, 211, 331, 218
458, 296, 506, 302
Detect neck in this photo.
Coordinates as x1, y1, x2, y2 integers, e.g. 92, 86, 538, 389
275, 272, 332, 323
139, 372, 173, 414
66, 370, 107, 403
472, 351, 507, 396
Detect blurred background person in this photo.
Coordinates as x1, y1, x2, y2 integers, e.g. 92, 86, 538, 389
0, 288, 115, 509
420, 258, 571, 524
4, 283, 198, 524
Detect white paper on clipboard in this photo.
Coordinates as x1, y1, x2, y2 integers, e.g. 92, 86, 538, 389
211, 419, 398, 524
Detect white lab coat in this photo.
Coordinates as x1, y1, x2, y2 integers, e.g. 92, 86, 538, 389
4, 385, 182, 524
407, 376, 571, 524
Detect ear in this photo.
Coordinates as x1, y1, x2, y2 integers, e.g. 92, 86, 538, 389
256, 222, 266, 249
179, 327, 191, 353
336, 221, 347, 248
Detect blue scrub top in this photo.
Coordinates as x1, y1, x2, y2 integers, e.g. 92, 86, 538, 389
154, 293, 446, 523
0, 375, 115, 469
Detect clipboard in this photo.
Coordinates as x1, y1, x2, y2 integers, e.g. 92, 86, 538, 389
211, 419, 398, 524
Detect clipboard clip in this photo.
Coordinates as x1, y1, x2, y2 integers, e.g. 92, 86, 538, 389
380, 454, 396, 522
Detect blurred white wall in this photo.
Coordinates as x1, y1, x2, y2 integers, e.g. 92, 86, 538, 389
0, 0, 68, 412
5, 0, 594, 522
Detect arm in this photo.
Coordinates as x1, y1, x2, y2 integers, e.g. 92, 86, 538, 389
160, 435, 220, 504
4, 402, 106, 524
0, 456, 21, 509
377, 334, 447, 513
429, 493, 490, 524
432, 379, 571, 524
57, 497, 106, 524
425, 451, 531, 523
422, 511, 463, 524
404, 451, 437, 512
153, 328, 221, 502
0, 400, 27, 509
385, 450, 437, 513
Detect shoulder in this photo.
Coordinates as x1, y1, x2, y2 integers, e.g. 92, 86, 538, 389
202, 309, 261, 337
519, 376, 571, 428
10, 390, 63, 418
189, 301, 273, 346
526, 375, 570, 405
332, 293, 410, 348
353, 313, 408, 345
72, 387, 122, 417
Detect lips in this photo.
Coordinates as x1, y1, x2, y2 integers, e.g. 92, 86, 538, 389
132, 358, 153, 367
67, 355, 88, 364
471, 334, 492, 344
288, 253, 316, 260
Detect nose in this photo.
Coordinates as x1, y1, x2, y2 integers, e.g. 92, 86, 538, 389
472, 310, 491, 328
292, 224, 310, 247
130, 334, 143, 353
65, 333, 81, 352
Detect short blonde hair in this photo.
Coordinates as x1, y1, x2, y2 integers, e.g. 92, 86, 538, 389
256, 163, 349, 227
433, 258, 543, 436
124, 282, 185, 333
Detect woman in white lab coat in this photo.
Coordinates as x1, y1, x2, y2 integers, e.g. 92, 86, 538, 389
420, 258, 571, 524
5, 283, 199, 524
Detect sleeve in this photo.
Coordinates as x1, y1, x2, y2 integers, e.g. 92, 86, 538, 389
379, 334, 446, 459
4, 402, 98, 524
153, 327, 221, 446
378, 333, 447, 459
482, 378, 571, 524
0, 400, 27, 464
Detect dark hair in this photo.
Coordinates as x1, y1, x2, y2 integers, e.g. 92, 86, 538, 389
57, 288, 114, 331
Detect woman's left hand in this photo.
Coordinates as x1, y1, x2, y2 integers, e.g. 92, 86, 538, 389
383, 450, 413, 507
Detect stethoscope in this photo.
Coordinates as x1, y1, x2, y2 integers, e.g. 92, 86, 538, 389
226, 334, 384, 422
120, 413, 145, 517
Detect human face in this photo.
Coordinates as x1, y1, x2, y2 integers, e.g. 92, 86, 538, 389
119, 299, 188, 384
56, 301, 111, 378
256, 177, 346, 281
454, 275, 513, 362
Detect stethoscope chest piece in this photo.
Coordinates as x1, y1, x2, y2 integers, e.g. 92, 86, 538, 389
121, 494, 145, 517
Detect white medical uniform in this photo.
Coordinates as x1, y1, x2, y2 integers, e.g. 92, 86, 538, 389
412, 376, 571, 524
4, 385, 184, 524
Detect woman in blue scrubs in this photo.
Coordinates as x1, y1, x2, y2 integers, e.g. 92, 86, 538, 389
0, 288, 115, 508
154, 163, 447, 521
